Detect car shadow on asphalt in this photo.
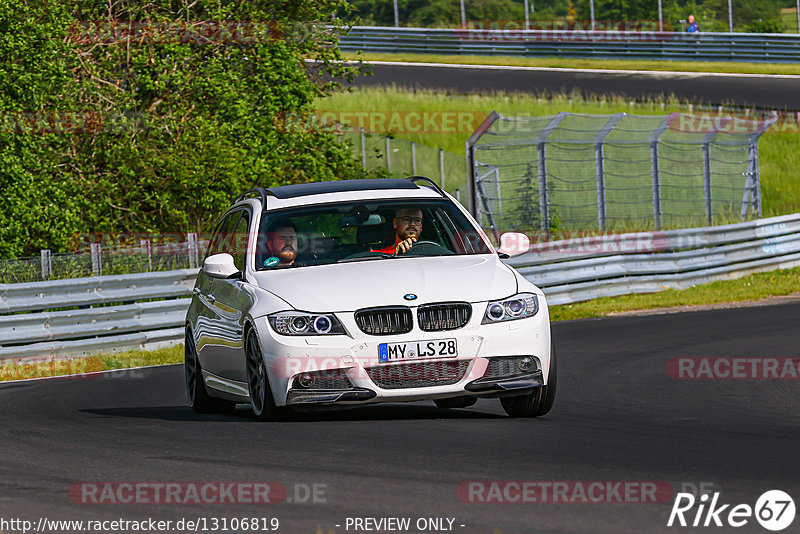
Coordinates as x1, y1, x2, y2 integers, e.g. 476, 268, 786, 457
80, 402, 506, 422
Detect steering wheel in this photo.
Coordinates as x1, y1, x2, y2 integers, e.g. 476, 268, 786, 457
401, 240, 454, 256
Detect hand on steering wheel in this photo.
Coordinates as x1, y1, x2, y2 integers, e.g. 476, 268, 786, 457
395, 237, 442, 255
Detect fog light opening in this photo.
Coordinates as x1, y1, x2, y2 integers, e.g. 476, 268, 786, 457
298, 372, 315, 388
518, 357, 534, 372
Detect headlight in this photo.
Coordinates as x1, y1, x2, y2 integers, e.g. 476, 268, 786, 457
481, 293, 539, 324
268, 311, 347, 336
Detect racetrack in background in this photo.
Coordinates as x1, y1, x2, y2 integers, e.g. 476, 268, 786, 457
350, 61, 800, 108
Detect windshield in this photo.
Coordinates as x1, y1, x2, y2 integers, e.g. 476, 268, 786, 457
255, 198, 493, 270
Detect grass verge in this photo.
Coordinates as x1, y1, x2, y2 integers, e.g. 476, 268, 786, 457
549, 266, 800, 321
345, 52, 800, 76
3, 267, 800, 381
0, 345, 183, 382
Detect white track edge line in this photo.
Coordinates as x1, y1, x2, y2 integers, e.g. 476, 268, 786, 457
0, 363, 180, 384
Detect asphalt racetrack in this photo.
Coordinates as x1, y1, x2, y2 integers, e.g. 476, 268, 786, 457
2, 302, 799, 533
351, 62, 800, 109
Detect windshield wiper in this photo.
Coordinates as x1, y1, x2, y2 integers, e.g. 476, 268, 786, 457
337, 253, 394, 263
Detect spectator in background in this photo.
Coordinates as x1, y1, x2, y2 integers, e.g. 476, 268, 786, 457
683, 15, 699, 32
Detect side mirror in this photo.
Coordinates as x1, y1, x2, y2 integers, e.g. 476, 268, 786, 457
203, 253, 240, 279
497, 232, 530, 258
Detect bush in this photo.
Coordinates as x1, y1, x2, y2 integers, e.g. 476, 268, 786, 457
0, 0, 371, 258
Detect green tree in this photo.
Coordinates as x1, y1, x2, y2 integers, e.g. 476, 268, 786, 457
0, 0, 372, 257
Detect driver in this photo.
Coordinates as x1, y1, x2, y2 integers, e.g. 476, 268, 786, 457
263, 219, 298, 267
373, 208, 423, 255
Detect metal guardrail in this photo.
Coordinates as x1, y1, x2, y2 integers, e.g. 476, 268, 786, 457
1, 214, 799, 360
340, 26, 800, 63
508, 213, 800, 305
0, 270, 197, 360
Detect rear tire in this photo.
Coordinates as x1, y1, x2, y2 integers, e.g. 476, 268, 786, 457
434, 396, 478, 409
501, 342, 557, 418
185, 330, 236, 414
245, 328, 279, 421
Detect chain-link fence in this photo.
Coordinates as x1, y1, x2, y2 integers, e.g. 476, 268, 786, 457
0, 237, 208, 284
467, 111, 775, 240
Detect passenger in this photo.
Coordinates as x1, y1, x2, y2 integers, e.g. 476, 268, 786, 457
263, 219, 298, 267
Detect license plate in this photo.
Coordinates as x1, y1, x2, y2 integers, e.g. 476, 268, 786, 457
378, 338, 458, 363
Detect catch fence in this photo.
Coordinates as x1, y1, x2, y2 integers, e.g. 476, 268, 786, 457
466, 111, 775, 240
0, 236, 207, 284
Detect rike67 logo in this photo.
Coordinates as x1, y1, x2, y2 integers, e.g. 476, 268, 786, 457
668, 490, 795, 531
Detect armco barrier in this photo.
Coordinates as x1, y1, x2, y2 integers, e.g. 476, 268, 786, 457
509, 213, 800, 305
340, 26, 800, 63
0, 270, 196, 360
1, 214, 799, 360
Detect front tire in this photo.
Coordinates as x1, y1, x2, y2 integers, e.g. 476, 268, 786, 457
245, 328, 279, 420
501, 342, 557, 418
185, 330, 236, 414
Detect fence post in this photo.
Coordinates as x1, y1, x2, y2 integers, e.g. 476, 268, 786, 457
411, 141, 417, 175
649, 115, 672, 230
595, 144, 606, 231
537, 144, 549, 235
188, 233, 198, 269
651, 142, 662, 230
385, 136, 391, 172
753, 143, 762, 218
90, 243, 102, 276
141, 239, 152, 271
360, 127, 366, 167
594, 113, 625, 232
702, 142, 713, 225
465, 111, 501, 219
535, 112, 570, 236
40, 249, 51, 280
439, 148, 445, 189
701, 121, 727, 226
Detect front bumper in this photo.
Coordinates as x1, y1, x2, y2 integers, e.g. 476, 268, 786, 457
256, 300, 552, 407
284, 369, 545, 406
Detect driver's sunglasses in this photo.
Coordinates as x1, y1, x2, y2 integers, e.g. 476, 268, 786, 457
397, 216, 423, 225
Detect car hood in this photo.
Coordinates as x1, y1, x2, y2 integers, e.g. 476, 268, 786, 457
250, 255, 518, 312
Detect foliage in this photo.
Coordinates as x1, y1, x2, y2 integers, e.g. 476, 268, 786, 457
0, 0, 371, 258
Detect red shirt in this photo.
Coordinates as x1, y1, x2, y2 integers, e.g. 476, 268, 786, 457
372, 245, 396, 254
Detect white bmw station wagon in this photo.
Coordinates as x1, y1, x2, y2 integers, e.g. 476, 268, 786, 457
185, 177, 555, 419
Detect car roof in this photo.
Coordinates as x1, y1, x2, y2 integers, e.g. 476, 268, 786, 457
268, 178, 419, 199
236, 178, 446, 211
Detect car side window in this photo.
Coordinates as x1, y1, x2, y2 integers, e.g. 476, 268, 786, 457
230, 211, 250, 271
216, 211, 242, 256
205, 215, 230, 259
